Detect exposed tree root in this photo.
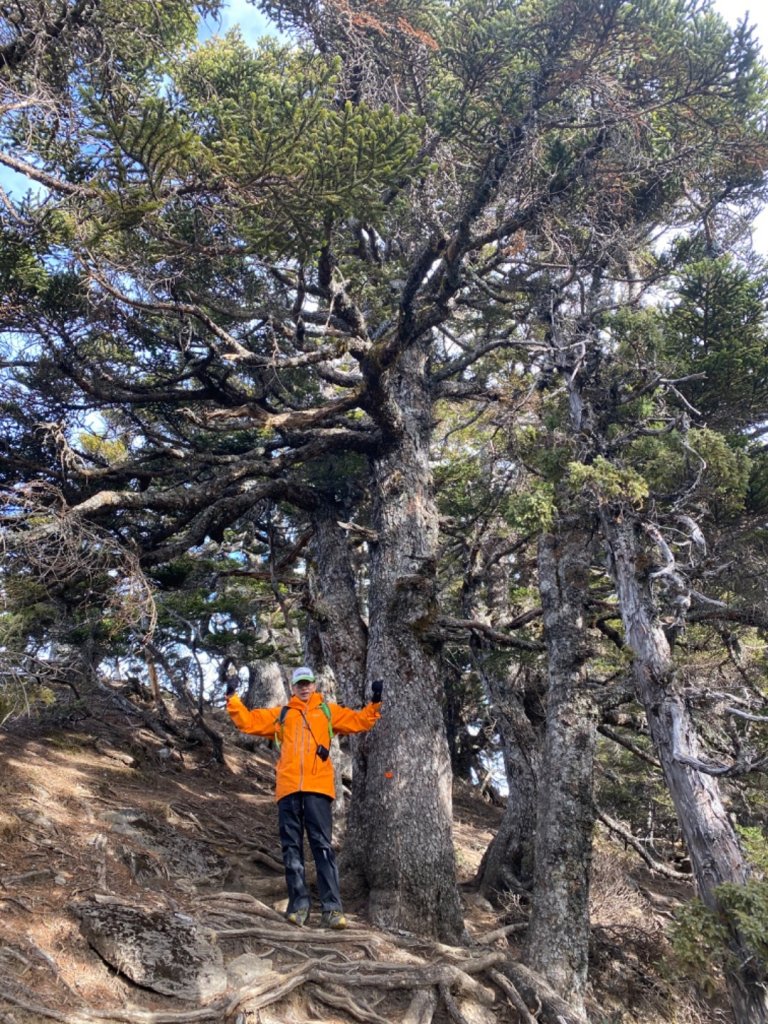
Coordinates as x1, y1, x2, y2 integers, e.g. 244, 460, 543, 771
211, 920, 384, 956
306, 982, 391, 1024
0, 944, 507, 1023
197, 891, 287, 922
488, 968, 538, 1024
244, 848, 285, 873
305, 958, 499, 1004
474, 922, 527, 944
438, 983, 471, 1024
187, 816, 284, 871
224, 960, 310, 1015
401, 989, 437, 1024
0, 979, 225, 1024
495, 961, 586, 1024
0, 907, 592, 1024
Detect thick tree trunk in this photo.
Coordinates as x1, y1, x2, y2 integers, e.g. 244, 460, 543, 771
244, 660, 287, 708
307, 507, 370, 840
524, 527, 596, 1015
308, 506, 369, 705
601, 509, 768, 1024
359, 339, 464, 942
466, 554, 543, 897
475, 675, 542, 896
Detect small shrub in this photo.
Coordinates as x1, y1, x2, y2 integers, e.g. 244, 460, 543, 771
736, 825, 768, 875
669, 880, 768, 996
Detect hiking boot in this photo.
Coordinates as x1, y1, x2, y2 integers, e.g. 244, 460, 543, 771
286, 907, 309, 927
320, 910, 347, 930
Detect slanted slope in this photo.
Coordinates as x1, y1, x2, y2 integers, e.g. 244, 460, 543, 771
0, 694, 716, 1024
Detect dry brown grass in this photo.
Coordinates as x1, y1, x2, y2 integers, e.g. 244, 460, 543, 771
0, 809, 21, 840
591, 842, 654, 929
587, 840, 732, 1024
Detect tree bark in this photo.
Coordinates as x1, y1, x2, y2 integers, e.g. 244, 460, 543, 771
524, 526, 596, 1016
307, 507, 370, 834
461, 547, 543, 897
359, 337, 464, 942
244, 661, 287, 709
601, 508, 768, 1024
475, 674, 543, 896
308, 505, 369, 706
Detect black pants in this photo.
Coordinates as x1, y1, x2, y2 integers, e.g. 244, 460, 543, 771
277, 792, 342, 913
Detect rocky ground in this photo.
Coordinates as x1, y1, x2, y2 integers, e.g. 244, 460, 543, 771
0, 687, 721, 1024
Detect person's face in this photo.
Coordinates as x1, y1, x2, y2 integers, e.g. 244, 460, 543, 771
292, 678, 316, 703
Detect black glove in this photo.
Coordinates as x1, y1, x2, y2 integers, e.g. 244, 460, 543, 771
371, 679, 383, 703
225, 676, 239, 698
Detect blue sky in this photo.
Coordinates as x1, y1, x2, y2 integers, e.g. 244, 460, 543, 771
199, 0, 280, 43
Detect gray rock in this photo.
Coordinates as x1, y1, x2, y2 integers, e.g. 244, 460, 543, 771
102, 808, 230, 886
17, 809, 56, 831
74, 899, 227, 1001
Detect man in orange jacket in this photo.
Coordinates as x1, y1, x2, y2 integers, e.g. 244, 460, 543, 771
226, 665, 382, 929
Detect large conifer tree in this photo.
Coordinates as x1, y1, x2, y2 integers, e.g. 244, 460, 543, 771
3, 4, 768, 991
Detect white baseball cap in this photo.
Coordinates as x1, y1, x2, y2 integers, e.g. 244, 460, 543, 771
291, 666, 315, 685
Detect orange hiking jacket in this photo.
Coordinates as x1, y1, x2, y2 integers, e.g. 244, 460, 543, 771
226, 691, 380, 801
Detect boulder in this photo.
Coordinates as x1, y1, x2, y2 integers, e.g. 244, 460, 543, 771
74, 898, 227, 1001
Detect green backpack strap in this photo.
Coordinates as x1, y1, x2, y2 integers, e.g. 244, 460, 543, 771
275, 701, 333, 750
273, 705, 289, 752
320, 701, 334, 742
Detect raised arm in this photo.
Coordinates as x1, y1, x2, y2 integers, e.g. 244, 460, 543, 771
226, 694, 282, 738
329, 701, 381, 736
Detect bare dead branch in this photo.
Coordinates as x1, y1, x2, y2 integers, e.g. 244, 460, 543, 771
597, 725, 660, 770
595, 809, 689, 879
433, 616, 545, 652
